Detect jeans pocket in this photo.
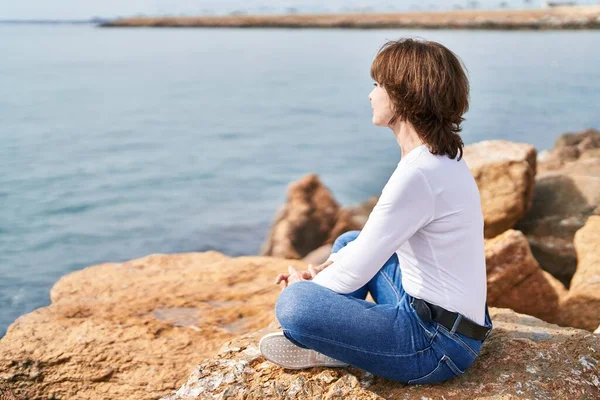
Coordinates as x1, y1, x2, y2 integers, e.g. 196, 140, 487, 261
436, 324, 481, 360
407, 354, 463, 385
408, 298, 437, 340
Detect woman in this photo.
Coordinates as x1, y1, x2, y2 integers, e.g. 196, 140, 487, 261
259, 37, 493, 385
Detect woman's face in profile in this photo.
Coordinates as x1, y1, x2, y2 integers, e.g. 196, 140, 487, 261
369, 82, 394, 127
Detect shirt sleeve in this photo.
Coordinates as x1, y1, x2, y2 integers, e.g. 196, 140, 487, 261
311, 166, 435, 294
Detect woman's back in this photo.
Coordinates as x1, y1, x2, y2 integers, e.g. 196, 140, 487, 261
395, 144, 487, 325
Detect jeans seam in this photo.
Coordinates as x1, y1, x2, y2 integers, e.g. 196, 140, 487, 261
407, 354, 461, 385
443, 354, 465, 375
381, 271, 401, 303
408, 298, 439, 340
407, 355, 446, 384
436, 324, 479, 359
282, 328, 435, 358
416, 319, 439, 342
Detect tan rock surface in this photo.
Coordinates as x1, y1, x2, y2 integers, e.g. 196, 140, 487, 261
326, 207, 368, 244
559, 216, 600, 331
517, 129, 600, 286
463, 140, 537, 238
485, 230, 566, 323
538, 128, 600, 171
301, 243, 334, 266
303, 196, 378, 266
259, 173, 341, 259
162, 308, 600, 400
259, 174, 376, 261
332, 196, 378, 236
0, 384, 19, 400
0, 252, 300, 400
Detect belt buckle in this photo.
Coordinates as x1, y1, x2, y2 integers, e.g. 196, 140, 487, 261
413, 298, 432, 323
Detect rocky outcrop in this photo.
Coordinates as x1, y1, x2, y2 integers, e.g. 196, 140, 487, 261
163, 308, 600, 400
0, 252, 296, 400
259, 174, 341, 259
463, 140, 537, 238
537, 128, 600, 171
327, 198, 376, 244
485, 230, 566, 323
559, 216, 600, 331
517, 129, 600, 286
3, 133, 600, 400
260, 174, 373, 260
301, 243, 333, 263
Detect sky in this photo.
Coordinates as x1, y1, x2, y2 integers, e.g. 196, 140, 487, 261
0, 0, 598, 20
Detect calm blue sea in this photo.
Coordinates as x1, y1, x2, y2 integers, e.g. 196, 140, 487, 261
1, 24, 599, 337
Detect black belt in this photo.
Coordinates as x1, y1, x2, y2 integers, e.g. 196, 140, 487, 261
412, 297, 491, 341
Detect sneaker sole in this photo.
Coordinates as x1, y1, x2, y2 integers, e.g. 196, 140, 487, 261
259, 332, 349, 369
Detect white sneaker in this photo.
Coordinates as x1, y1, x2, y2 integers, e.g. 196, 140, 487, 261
259, 332, 350, 369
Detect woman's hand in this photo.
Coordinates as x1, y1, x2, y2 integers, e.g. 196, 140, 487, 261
274, 260, 334, 291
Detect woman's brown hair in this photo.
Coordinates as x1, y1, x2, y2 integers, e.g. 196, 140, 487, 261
370, 38, 469, 161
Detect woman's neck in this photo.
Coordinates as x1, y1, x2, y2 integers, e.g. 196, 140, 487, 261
390, 120, 426, 158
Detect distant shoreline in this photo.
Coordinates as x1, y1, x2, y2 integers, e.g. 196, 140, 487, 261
100, 6, 600, 30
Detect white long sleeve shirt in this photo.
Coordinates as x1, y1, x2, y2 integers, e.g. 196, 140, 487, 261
311, 144, 487, 325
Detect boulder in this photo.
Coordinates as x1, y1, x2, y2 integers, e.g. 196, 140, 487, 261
335, 196, 378, 233
537, 128, 600, 172
260, 173, 375, 260
0, 252, 297, 400
162, 308, 600, 400
302, 196, 378, 266
259, 174, 344, 259
302, 243, 334, 266
485, 230, 566, 323
516, 130, 600, 286
327, 206, 369, 245
463, 140, 537, 238
558, 216, 600, 331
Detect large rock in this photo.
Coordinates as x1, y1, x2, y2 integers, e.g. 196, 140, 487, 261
327, 199, 376, 245
0, 252, 298, 400
259, 174, 360, 259
302, 196, 378, 266
260, 173, 374, 260
517, 130, 600, 286
537, 128, 600, 172
301, 243, 334, 266
485, 229, 566, 323
559, 216, 600, 331
162, 308, 600, 400
463, 140, 537, 238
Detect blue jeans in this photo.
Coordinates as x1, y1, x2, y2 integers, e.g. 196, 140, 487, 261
275, 230, 493, 384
